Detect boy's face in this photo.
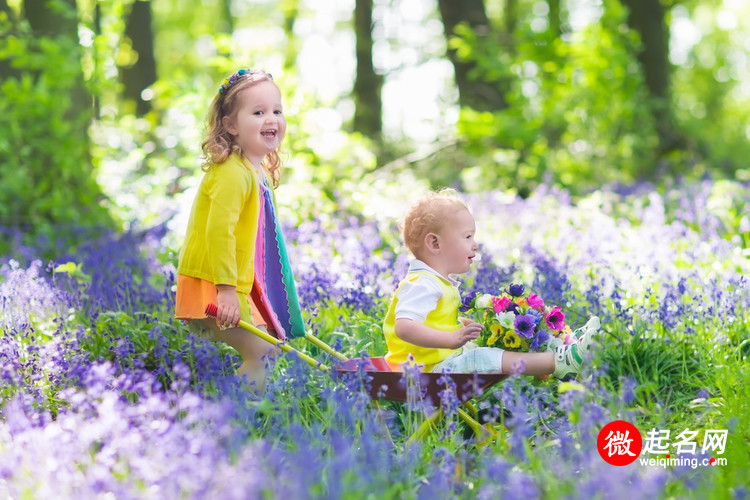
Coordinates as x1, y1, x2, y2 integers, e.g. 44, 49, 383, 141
434, 208, 478, 275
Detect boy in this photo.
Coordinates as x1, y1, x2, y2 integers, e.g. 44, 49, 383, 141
383, 189, 598, 380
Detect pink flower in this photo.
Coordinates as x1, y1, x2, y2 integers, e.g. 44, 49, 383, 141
527, 294, 545, 310
492, 296, 512, 314
545, 306, 566, 331
563, 333, 575, 345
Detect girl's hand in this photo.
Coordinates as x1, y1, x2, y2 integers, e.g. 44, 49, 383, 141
215, 285, 240, 329
449, 321, 482, 349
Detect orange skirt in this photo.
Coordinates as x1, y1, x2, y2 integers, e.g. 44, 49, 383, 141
175, 274, 266, 328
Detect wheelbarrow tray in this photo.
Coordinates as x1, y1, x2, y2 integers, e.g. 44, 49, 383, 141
337, 357, 507, 407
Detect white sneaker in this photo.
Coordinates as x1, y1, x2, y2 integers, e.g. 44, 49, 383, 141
573, 316, 601, 341
549, 316, 600, 380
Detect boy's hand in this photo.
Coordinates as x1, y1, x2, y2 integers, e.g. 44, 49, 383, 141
216, 285, 240, 329
449, 321, 482, 349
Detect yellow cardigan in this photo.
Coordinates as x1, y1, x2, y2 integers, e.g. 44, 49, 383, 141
177, 152, 267, 295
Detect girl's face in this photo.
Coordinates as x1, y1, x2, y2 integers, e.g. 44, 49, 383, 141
224, 80, 286, 167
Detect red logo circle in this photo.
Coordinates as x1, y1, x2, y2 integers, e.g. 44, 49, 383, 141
597, 420, 642, 466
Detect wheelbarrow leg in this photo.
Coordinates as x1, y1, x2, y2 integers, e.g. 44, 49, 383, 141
407, 405, 497, 443
408, 409, 445, 442
457, 407, 483, 435
463, 400, 479, 418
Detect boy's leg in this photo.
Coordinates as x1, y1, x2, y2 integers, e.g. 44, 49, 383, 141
502, 351, 555, 376
199, 318, 276, 394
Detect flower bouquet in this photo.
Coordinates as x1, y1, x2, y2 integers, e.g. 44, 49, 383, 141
461, 284, 575, 352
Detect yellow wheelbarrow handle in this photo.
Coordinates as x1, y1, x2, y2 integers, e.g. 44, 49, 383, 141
205, 303, 329, 371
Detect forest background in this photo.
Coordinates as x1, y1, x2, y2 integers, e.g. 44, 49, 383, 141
2, 1, 750, 497
1, 0, 749, 254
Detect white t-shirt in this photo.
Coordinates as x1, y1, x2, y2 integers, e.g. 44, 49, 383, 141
394, 260, 461, 323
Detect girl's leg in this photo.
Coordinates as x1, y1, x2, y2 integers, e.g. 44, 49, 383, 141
502, 351, 554, 376
199, 318, 275, 394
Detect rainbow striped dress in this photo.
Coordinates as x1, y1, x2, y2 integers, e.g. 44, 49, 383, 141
251, 173, 306, 340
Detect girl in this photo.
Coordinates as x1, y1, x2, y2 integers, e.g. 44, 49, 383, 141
175, 68, 305, 394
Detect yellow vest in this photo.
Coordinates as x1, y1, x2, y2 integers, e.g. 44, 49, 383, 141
383, 270, 462, 371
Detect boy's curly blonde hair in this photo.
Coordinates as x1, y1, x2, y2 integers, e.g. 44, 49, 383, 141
401, 188, 469, 258
201, 70, 281, 187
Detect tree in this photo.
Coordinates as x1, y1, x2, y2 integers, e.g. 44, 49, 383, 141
221, 0, 234, 34
437, 0, 509, 111
547, 0, 562, 37
352, 0, 382, 138
619, 0, 682, 152
0, 0, 20, 80
281, 0, 299, 71
121, 0, 157, 116
25, 0, 89, 130
0, 0, 111, 255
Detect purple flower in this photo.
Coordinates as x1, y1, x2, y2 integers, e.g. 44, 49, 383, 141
513, 314, 537, 339
460, 291, 478, 312
506, 301, 520, 315
529, 329, 550, 350
526, 309, 543, 325
507, 283, 525, 297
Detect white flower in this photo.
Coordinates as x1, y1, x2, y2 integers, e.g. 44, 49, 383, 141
496, 311, 516, 329
475, 294, 493, 309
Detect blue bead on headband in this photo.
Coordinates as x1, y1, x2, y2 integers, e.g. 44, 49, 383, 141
218, 68, 273, 95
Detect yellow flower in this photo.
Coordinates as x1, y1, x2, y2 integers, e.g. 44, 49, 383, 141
515, 298, 527, 307
502, 331, 522, 349
487, 324, 503, 346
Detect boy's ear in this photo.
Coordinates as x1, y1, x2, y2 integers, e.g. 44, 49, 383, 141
424, 232, 440, 254
222, 115, 238, 136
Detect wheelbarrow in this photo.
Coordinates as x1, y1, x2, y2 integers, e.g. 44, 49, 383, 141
205, 304, 507, 441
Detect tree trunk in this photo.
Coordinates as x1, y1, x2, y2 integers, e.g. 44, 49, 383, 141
281, 0, 299, 71
547, 0, 561, 37
0, 0, 20, 80
121, 0, 157, 116
505, 0, 517, 46
221, 0, 234, 34
24, 0, 90, 142
352, 0, 382, 138
437, 0, 508, 111
619, 0, 680, 151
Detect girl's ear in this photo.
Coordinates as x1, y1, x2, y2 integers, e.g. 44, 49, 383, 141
424, 232, 440, 254
222, 115, 238, 136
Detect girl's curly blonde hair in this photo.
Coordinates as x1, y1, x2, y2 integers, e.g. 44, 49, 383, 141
401, 188, 469, 258
201, 70, 282, 188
